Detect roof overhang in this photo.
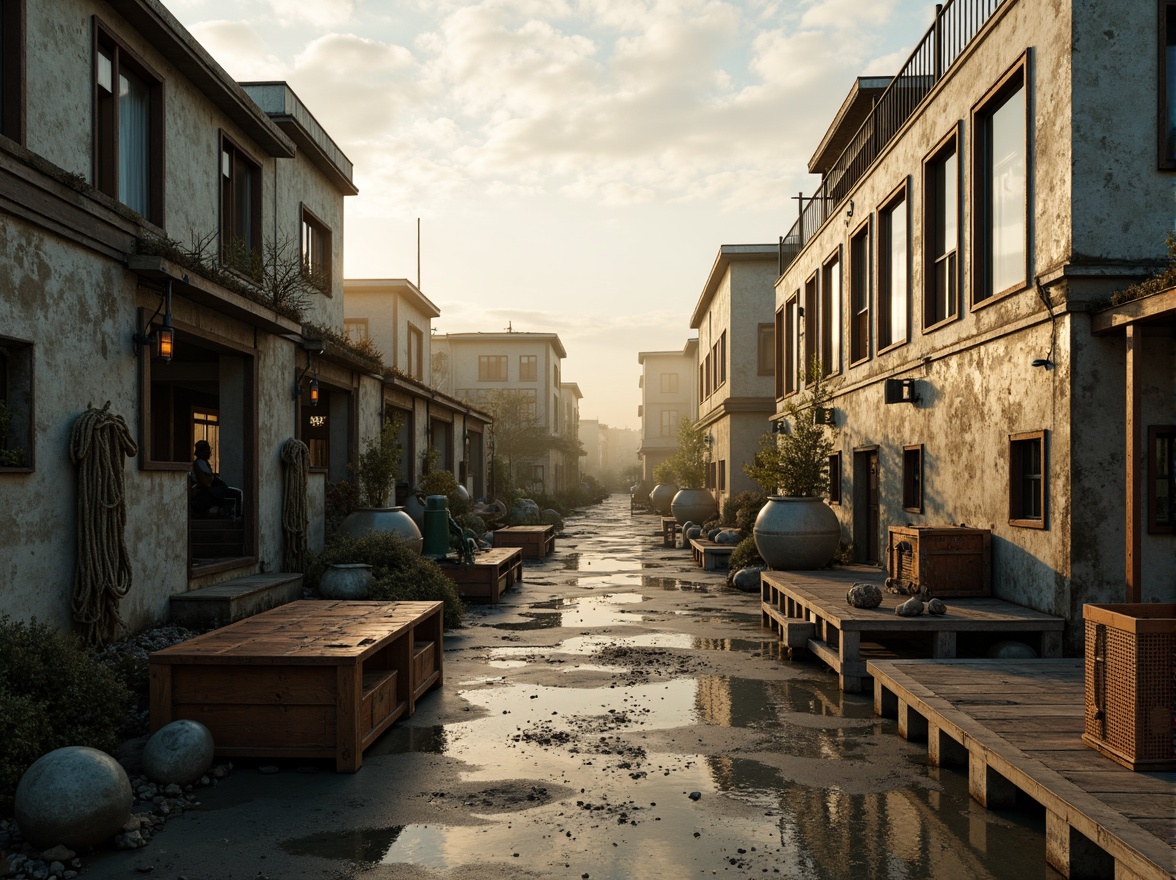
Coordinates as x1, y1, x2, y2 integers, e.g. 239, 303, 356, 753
689, 244, 778, 329
1091, 286, 1176, 335
344, 278, 440, 318
807, 76, 892, 175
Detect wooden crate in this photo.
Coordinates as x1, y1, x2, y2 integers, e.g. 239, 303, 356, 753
493, 525, 555, 559
887, 526, 991, 597
1082, 603, 1176, 771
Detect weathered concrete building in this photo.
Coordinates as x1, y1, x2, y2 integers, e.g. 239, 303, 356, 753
0, 0, 359, 635
772, 0, 1175, 644
691, 244, 779, 511
637, 339, 699, 484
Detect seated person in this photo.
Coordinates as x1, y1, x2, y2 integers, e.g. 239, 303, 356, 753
190, 440, 243, 518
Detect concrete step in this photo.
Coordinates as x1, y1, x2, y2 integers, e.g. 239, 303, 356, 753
169, 572, 304, 630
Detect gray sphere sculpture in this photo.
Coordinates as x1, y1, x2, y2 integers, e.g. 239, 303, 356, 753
142, 719, 215, 786
14, 746, 132, 849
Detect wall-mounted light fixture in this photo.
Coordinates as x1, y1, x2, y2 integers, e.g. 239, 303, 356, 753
1031, 357, 1053, 370
883, 378, 920, 405
133, 281, 175, 363
844, 199, 855, 227
770, 420, 790, 435
294, 337, 323, 405
813, 406, 835, 426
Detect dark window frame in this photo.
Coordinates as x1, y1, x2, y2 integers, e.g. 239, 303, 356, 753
1148, 424, 1175, 533
773, 308, 784, 398
828, 451, 841, 505
972, 56, 1029, 308
1160, 1, 1176, 169
93, 17, 165, 224
1, 0, 26, 144
923, 128, 962, 331
804, 272, 819, 371
407, 324, 424, 381
877, 181, 910, 353
757, 323, 774, 376
821, 248, 842, 377
783, 294, 799, 397
477, 354, 508, 382
1009, 429, 1047, 529
0, 333, 34, 473
902, 444, 923, 513
219, 132, 263, 274
300, 204, 332, 293
849, 218, 871, 366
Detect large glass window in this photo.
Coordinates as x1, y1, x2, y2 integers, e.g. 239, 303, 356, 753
300, 206, 331, 290
478, 355, 507, 381
95, 25, 162, 222
821, 252, 841, 377
220, 137, 261, 273
783, 294, 799, 396
1162, 2, 1176, 168
804, 273, 818, 370
849, 222, 870, 364
975, 69, 1026, 303
925, 136, 959, 328
879, 189, 908, 350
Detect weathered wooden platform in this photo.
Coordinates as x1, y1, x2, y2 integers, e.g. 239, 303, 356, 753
494, 524, 555, 559
150, 600, 443, 772
439, 547, 524, 603
689, 537, 734, 571
761, 568, 1065, 692
660, 517, 682, 548
868, 658, 1175, 880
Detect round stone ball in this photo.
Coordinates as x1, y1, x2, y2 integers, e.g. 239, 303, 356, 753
731, 567, 762, 593
142, 719, 215, 786
15, 746, 132, 850
685, 525, 703, 541
987, 640, 1037, 659
715, 530, 741, 545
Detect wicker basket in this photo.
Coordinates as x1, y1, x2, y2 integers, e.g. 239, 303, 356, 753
1082, 603, 1176, 771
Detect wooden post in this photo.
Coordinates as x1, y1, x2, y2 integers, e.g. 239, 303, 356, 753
928, 723, 968, 768
898, 701, 928, 742
1045, 811, 1115, 880
969, 756, 1017, 809
1126, 324, 1142, 603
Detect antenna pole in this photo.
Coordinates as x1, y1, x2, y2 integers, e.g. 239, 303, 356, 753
416, 217, 421, 289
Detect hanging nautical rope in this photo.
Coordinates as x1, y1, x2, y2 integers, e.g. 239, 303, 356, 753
281, 437, 310, 573
70, 401, 138, 646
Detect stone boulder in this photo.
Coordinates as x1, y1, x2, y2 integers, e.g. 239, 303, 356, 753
730, 567, 763, 592
926, 597, 948, 615
685, 525, 702, 541
15, 746, 132, 849
540, 508, 564, 530
142, 719, 215, 786
846, 582, 883, 609
895, 597, 925, 617
714, 530, 741, 545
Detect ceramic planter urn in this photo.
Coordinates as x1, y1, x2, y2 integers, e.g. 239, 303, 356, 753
336, 507, 424, 555
648, 484, 678, 516
319, 563, 373, 599
670, 488, 718, 526
753, 496, 840, 570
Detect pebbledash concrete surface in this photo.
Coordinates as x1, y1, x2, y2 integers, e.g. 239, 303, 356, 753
84, 494, 1059, 880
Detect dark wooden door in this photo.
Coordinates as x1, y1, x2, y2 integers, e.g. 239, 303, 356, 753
866, 451, 880, 563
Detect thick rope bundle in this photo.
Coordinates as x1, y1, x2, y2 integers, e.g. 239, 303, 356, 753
281, 437, 310, 572
70, 401, 138, 646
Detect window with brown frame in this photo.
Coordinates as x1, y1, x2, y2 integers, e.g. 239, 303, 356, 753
849, 221, 870, 364
300, 205, 331, 291
718, 459, 726, 492
343, 318, 368, 342
1, 0, 25, 144
1009, 430, 1046, 528
821, 251, 841, 377
220, 136, 261, 273
407, 324, 424, 380
520, 355, 537, 382
95, 21, 164, 223
707, 460, 716, 489
718, 331, 727, 386
783, 294, 799, 396
660, 409, 678, 437
757, 323, 774, 376
974, 62, 1027, 304
924, 133, 960, 329
1149, 425, 1174, 533
902, 444, 923, 513
804, 272, 818, 371
773, 310, 784, 396
878, 186, 909, 350
477, 355, 507, 381
0, 335, 33, 471
828, 452, 841, 504
1161, 1, 1176, 168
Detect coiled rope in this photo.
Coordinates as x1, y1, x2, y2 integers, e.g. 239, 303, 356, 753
281, 437, 310, 572
70, 401, 137, 646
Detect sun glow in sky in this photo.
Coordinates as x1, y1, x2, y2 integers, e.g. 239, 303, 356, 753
170, 0, 930, 428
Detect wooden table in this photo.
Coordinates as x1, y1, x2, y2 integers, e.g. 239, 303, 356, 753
689, 537, 735, 571
149, 600, 443, 772
761, 569, 1064, 692
493, 525, 555, 559
440, 547, 524, 603
661, 517, 682, 548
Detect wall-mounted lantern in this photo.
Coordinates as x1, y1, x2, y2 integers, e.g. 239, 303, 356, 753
884, 378, 920, 405
133, 282, 175, 363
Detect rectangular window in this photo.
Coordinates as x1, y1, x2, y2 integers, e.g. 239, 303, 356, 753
0, 335, 33, 471
704, 353, 712, 398
879, 188, 909, 350
478, 355, 507, 381
1010, 430, 1046, 528
925, 135, 959, 328
718, 459, 726, 492
1160, 2, 1176, 168
95, 23, 163, 222
220, 136, 262, 273
659, 409, 678, 437
1149, 425, 1175, 533
849, 221, 870, 364
773, 309, 784, 397
698, 364, 704, 401
783, 295, 799, 396
804, 273, 818, 371
903, 444, 923, 512
660, 372, 678, 394
407, 324, 424, 380
519, 355, 537, 381
343, 318, 368, 342
719, 331, 727, 386
821, 252, 841, 377
757, 323, 774, 375
975, 64, 1027, 303
707, 460, 716, 489
300, 206, 331, 291
1, 0, 25, 143
828, 452, 841, 504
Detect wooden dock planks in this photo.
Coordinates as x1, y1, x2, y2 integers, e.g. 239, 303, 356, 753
868, 658, 1175, 880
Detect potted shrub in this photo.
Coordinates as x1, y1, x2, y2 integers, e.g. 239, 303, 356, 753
337, 416, 423, 554
667, 419, 718, 526
648, 460, 678, 517
746, 360, 840, 570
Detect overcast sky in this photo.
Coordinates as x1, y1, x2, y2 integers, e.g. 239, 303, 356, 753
171, 0, 931, 430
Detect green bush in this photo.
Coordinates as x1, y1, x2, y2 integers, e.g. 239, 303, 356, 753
308, 533, 464, 629
0, 616, 131, 810
728, 535, 765, 572
457, 513, 487, 536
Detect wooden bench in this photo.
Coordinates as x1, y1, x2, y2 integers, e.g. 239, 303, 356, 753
761, 569, 1065, 692
149, 600, 443, 772
660, 517, 682, 548
440, 547, 524, 603
689, 537, 735, 571
493, 524, 555, 560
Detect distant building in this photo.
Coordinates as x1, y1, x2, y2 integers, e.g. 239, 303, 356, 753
637, 340, 699, 485
580, 420, 641, 486
690, 244, 779, 510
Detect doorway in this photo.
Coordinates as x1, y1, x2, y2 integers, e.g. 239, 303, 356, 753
853, 448, 880, 564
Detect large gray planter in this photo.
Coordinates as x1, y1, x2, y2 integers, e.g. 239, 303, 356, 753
648, 483, 678, 516
336, 507, 423, 555
670, 488, 718, 526
752, 496, 840, 570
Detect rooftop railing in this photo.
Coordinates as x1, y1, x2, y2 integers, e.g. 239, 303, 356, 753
779, 0, 1008, 272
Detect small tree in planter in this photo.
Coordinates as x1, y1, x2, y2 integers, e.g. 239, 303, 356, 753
747, 360, 841, 570
336, 414, 422, 553
666, 419, 717, 525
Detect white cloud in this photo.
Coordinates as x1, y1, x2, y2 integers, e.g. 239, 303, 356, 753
188, 20, 287, 80
800, 0, 898, 30
265, 0, 355, 28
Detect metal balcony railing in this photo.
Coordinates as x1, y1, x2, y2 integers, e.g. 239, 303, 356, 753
779, 0, 1008, 272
